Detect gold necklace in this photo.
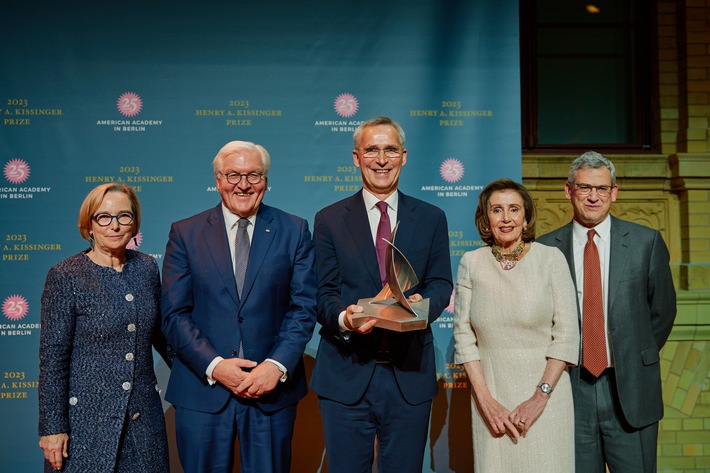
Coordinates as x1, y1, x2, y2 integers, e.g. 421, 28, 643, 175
491, 241, 525, 270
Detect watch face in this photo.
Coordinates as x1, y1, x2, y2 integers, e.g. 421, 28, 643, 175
539, 383, 552, 394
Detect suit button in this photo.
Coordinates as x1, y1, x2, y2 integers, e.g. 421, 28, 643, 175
125, 294, 134, 302
127, 323, 136, 332
131, 412, 140, 420
69, 397, 78, 406
122, 382, 131, 391
125, 353, 134, 361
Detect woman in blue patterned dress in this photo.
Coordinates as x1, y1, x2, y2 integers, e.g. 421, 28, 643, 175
38, 183, 169, 473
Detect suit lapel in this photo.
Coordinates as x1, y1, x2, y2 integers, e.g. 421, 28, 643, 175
205, 205, 239, 306
607, 216, 629, 312
240, 205, 275, 304
555, 223, 578, 287
343, 194, 381, 289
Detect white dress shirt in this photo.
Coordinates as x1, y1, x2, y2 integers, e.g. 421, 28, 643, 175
572, 214, 614, 367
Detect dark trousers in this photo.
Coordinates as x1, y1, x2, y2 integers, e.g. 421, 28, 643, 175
575, 368, 659, 473
175, 397, 297, 473
319, 363, 432, 473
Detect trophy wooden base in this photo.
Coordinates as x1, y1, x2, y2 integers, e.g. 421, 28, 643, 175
352, 297, 429, 332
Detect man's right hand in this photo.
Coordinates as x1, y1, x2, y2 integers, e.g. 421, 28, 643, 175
344, 304, 377, 334
212, 358, 258, 395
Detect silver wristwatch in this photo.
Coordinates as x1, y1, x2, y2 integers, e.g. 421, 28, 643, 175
538, 382, 553, 395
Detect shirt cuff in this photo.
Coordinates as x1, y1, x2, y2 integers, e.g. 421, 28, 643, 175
265, 358, 288, 382
338, 309, 353, 340
338, 309, 351, 332
205, 356, 224, 385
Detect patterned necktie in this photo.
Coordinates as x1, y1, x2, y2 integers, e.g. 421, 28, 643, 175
375, 201, 391, 287
582, 229, 607, 377
234, 218, 250, 299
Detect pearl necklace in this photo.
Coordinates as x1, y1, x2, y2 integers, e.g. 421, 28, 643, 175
491, 241, 525, 270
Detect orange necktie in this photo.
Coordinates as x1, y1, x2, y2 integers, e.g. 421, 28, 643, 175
582, 229, 607, 377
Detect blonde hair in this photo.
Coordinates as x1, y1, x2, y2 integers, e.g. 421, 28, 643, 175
77, 183, 141, 242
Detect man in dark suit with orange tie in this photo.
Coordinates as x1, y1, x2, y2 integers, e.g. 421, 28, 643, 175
311, 116, 453, 473
161, 141, 317, 473
537, 151, 676, 473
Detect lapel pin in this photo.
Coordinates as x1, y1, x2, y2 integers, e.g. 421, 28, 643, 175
265, 229, 271, 233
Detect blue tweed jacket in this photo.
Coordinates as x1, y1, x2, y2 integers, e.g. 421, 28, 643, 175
38, 250, 169, 473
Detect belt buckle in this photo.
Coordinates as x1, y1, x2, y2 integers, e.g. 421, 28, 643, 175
376, 351, 391, 364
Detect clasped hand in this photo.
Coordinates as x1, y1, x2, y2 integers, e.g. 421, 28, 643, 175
212, 358, 281, 399
508, 389, 548, 436
475, 389, 548, 444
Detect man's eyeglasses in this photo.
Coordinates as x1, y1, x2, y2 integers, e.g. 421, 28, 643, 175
573, 183, 615, 197
360, 147, 402, 160
220, 172, 265, 185
92, 212, 135, 227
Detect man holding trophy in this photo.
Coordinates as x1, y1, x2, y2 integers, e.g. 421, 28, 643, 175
311, 116, 453, 473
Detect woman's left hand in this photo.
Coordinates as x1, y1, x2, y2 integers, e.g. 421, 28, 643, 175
508, 390, 549, 436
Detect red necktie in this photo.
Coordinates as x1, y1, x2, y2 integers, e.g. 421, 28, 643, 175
582, 229, 608, 377
375, 201, 391, 287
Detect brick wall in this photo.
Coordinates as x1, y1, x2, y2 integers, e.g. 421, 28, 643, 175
524, 2, 710, 471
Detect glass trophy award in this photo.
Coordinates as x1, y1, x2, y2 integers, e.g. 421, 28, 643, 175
352, 222, 430, 332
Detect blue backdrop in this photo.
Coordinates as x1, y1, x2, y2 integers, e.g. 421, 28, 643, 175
0, 1, 520, 471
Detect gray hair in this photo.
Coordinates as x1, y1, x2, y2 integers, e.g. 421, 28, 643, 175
567, 151, 616, 185
353, 116, 406, 149
212, 141, 271, 178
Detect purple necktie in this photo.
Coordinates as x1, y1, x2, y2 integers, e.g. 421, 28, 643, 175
375, 201, 391, 287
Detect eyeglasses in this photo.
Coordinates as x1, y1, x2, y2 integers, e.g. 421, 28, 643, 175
573, 183, 614, 197
93, 212, 135, 227
220, 172, 265, 185
360, 147, 402, 160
